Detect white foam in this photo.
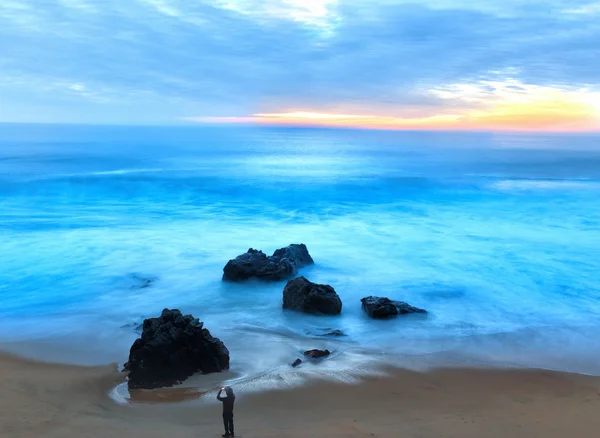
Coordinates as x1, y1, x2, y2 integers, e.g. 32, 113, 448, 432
491, 179, 600, 191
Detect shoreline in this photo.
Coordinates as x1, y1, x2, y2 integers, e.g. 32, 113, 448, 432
4, 333, 600, 408
4, 330, 600, 379
2, 352, 600, 438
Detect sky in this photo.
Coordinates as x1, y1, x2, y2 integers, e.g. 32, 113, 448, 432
0, 0, 599, 131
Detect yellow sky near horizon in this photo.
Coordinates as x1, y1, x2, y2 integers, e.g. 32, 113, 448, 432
187, 81, 600, 132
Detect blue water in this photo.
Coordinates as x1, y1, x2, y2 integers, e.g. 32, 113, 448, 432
1, 124, 599, 382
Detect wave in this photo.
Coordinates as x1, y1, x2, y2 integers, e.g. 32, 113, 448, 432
489, 178, 600, 191
20, 168, 182, 181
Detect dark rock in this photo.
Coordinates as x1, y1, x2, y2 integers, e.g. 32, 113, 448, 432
303, 349, 331, 359
361, 296, 427, 319
360, 296, 398, 318
272, 244, 314, 268
222, 244, 314, 282
291, 358, 303, 367
283, 276, 342, 315
123, 309, 229, 389
392, 300, 427, 315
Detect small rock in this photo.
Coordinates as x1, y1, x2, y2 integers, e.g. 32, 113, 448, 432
291, 358, 303, 367
361, 296, 426, 319
283, 276, 342, 315
361, 296, 398, 318
303, 349, 331, 359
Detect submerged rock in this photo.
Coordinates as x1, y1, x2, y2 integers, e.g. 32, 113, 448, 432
310, 328, 347, 337
291, 358, 303, 367
319, 329, 346, 337
222, 244, 314, 281
283, 276, 342, 315
123, 309, 229, 389
361, 296, 426, 319
127, 273, 157, 289
303, 349, 331, 359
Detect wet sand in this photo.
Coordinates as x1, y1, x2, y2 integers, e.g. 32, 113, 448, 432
1, 352, 599, 438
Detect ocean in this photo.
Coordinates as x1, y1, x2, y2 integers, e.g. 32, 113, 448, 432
1, 123, 599, 390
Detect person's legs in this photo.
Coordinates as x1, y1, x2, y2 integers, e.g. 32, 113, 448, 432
222, 413, 230, 436
228, 413, 234, 436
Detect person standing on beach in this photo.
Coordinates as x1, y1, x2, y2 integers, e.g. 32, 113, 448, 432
217, 386, 235, 437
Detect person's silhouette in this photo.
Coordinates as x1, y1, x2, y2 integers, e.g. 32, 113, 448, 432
217, 386, 235, 437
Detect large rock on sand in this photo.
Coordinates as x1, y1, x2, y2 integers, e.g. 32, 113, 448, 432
283, 276, 342, 315
361, 296, 427, 319
222, 244, 314, 281
123, 309, 229, 389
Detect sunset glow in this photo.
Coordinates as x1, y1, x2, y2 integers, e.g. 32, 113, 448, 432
186, 83, 600, 132
254, 112, 375, 120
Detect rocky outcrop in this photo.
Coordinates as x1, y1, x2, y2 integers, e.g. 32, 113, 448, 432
222, 244, 314, 281
123, 309, 230, 389
361, 296, 426, 319
283, 276, 342, 315
304, 349, 331, 358
291, 358, 303, 367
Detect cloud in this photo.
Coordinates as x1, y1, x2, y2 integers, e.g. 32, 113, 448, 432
565, 2, 600, 14
57, 0, 98, 14
216, 0, 338, 27
0, 0, 598, 129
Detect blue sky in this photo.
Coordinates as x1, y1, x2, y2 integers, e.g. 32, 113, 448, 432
0, 1, 599, 129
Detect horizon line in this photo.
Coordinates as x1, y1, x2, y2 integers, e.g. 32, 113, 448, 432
1, 121, 599, 135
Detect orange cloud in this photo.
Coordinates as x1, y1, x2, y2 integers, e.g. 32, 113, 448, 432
462, 99, 600, 131
434, 80, 600, 131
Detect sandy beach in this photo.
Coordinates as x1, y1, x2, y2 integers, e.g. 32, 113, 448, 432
1, 352, 599, 438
